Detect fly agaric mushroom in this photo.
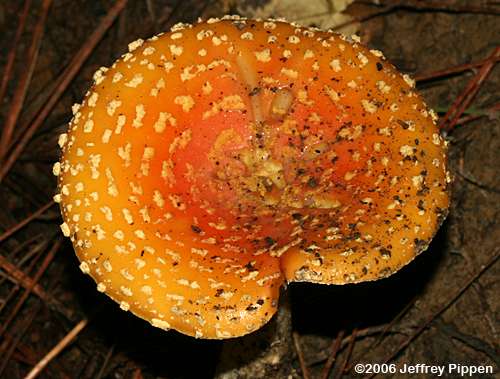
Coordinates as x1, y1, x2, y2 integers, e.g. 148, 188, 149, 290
55, 16, 450, 339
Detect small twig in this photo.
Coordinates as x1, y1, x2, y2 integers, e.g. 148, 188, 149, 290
0, 302, 40, 376
0, 239, 61, 341
2, 330, 71, 378
0, 262, 79, 379
456, 102, 500, 125
0, 235, 51, 312
24, 318, 89, 379
12, 351, 36, 366
454, 169, 500, 195
334, 329, 357, 379
345, 294, 418, 374
0, 200, 55, 244
0, 244, 72, 322
308, 325, 414, 367
95, 345, 115, 379
0, 255, 50, 301
440, 47, 500, 132
437, 321, 500, 367
331, 0, 500, 33
0, 234, 44, 293
366, 249, 500, 379
321, 330, 345, 379
1, 332, 37, 365
0, 248, 46, 367
0, 233, 43, 264
358, 0, 500, 15
0, 240, 47, 316
415, 56, 500, 82
8, 234, 50, 271
3, 177, 45, 210
0, 0, 52, 162
0, 0, 128, 183
0, 0, 32, 107
293, 331, 311, 379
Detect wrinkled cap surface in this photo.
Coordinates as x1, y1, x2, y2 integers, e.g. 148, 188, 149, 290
56, 16, 450, 339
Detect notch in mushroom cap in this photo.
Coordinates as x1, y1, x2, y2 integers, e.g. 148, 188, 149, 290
55, 16, 449, 339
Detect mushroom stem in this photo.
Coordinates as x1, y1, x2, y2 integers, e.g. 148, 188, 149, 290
215, 290, 293, 377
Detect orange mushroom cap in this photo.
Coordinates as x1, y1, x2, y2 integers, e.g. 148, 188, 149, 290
55, 16, 450, 339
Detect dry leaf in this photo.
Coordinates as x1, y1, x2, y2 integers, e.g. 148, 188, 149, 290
238, 0, 358, 35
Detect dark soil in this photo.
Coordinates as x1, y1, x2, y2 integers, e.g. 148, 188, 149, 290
0, 1, 498, 378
